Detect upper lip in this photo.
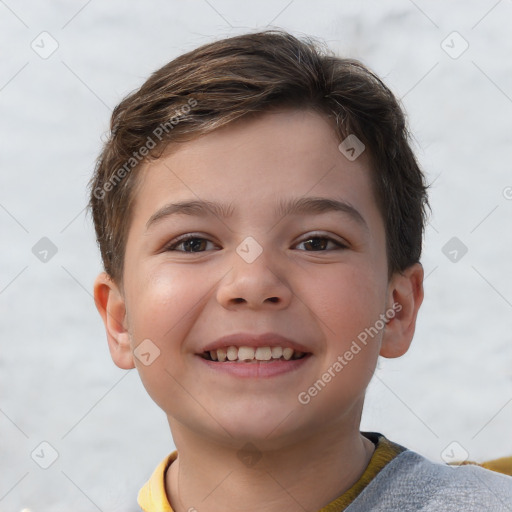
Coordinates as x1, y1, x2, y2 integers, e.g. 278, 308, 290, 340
200, 332, 311, 354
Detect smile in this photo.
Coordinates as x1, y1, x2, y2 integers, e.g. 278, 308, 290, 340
201, 345, 308, 362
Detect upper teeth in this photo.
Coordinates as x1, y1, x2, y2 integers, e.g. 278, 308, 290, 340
207, 346, 304, 362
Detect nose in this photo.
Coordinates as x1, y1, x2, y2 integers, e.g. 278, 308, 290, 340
216, 246, 293, 310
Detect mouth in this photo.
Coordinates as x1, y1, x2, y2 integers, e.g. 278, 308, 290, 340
197, 332, 313, 377
200, 345, 309, 363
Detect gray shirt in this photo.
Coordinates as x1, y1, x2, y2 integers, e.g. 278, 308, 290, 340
347, 443, 512, 511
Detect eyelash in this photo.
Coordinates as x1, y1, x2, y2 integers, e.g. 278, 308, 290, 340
164, 233, 348, 253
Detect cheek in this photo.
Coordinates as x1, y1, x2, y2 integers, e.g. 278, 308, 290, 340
124, 266, 207, 412
127, 265, 208, 341
300, 269, 384, 414
310, 265, 386, 342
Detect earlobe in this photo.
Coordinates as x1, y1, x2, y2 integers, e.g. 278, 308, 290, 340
380, 263, 424, 359
93, 272, 135, 370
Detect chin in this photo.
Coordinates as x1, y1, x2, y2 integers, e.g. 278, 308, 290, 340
213, 400, 310, 448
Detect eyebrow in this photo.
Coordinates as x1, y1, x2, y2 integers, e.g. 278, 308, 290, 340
145, 196, 368, 231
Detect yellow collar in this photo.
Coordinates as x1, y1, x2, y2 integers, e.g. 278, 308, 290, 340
138, 450, 177, 512
137, 433, 404, 512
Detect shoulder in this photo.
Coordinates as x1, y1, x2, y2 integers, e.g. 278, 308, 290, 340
349, 446, 512, 512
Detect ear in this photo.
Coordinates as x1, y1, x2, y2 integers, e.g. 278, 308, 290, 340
380, 263, 424, 358
93, 272, 135, 369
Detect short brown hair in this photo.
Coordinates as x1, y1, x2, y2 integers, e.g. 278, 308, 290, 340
89, 29, 429, 283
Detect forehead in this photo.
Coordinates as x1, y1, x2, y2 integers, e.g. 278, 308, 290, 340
130, 108, 382, 233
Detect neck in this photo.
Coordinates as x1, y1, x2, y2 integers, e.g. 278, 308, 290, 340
165, 421, 376, 512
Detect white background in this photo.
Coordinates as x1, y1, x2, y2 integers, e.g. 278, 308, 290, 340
1, 0, 511, 510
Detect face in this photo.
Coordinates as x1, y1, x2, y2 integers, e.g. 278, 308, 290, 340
96, 108, 421, 449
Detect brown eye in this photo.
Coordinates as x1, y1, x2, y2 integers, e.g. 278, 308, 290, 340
180, 238, 208, 252
303, 238, 328, 251
167, 236, 216, 253
296, 236, 347, 251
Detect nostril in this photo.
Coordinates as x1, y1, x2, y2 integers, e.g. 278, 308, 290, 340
230, 297, 279, 305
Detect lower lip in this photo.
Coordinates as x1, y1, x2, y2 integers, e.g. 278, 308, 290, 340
197, 355, 311, 378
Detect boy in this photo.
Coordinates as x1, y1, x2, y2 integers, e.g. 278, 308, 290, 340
89, 30, 512, 511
